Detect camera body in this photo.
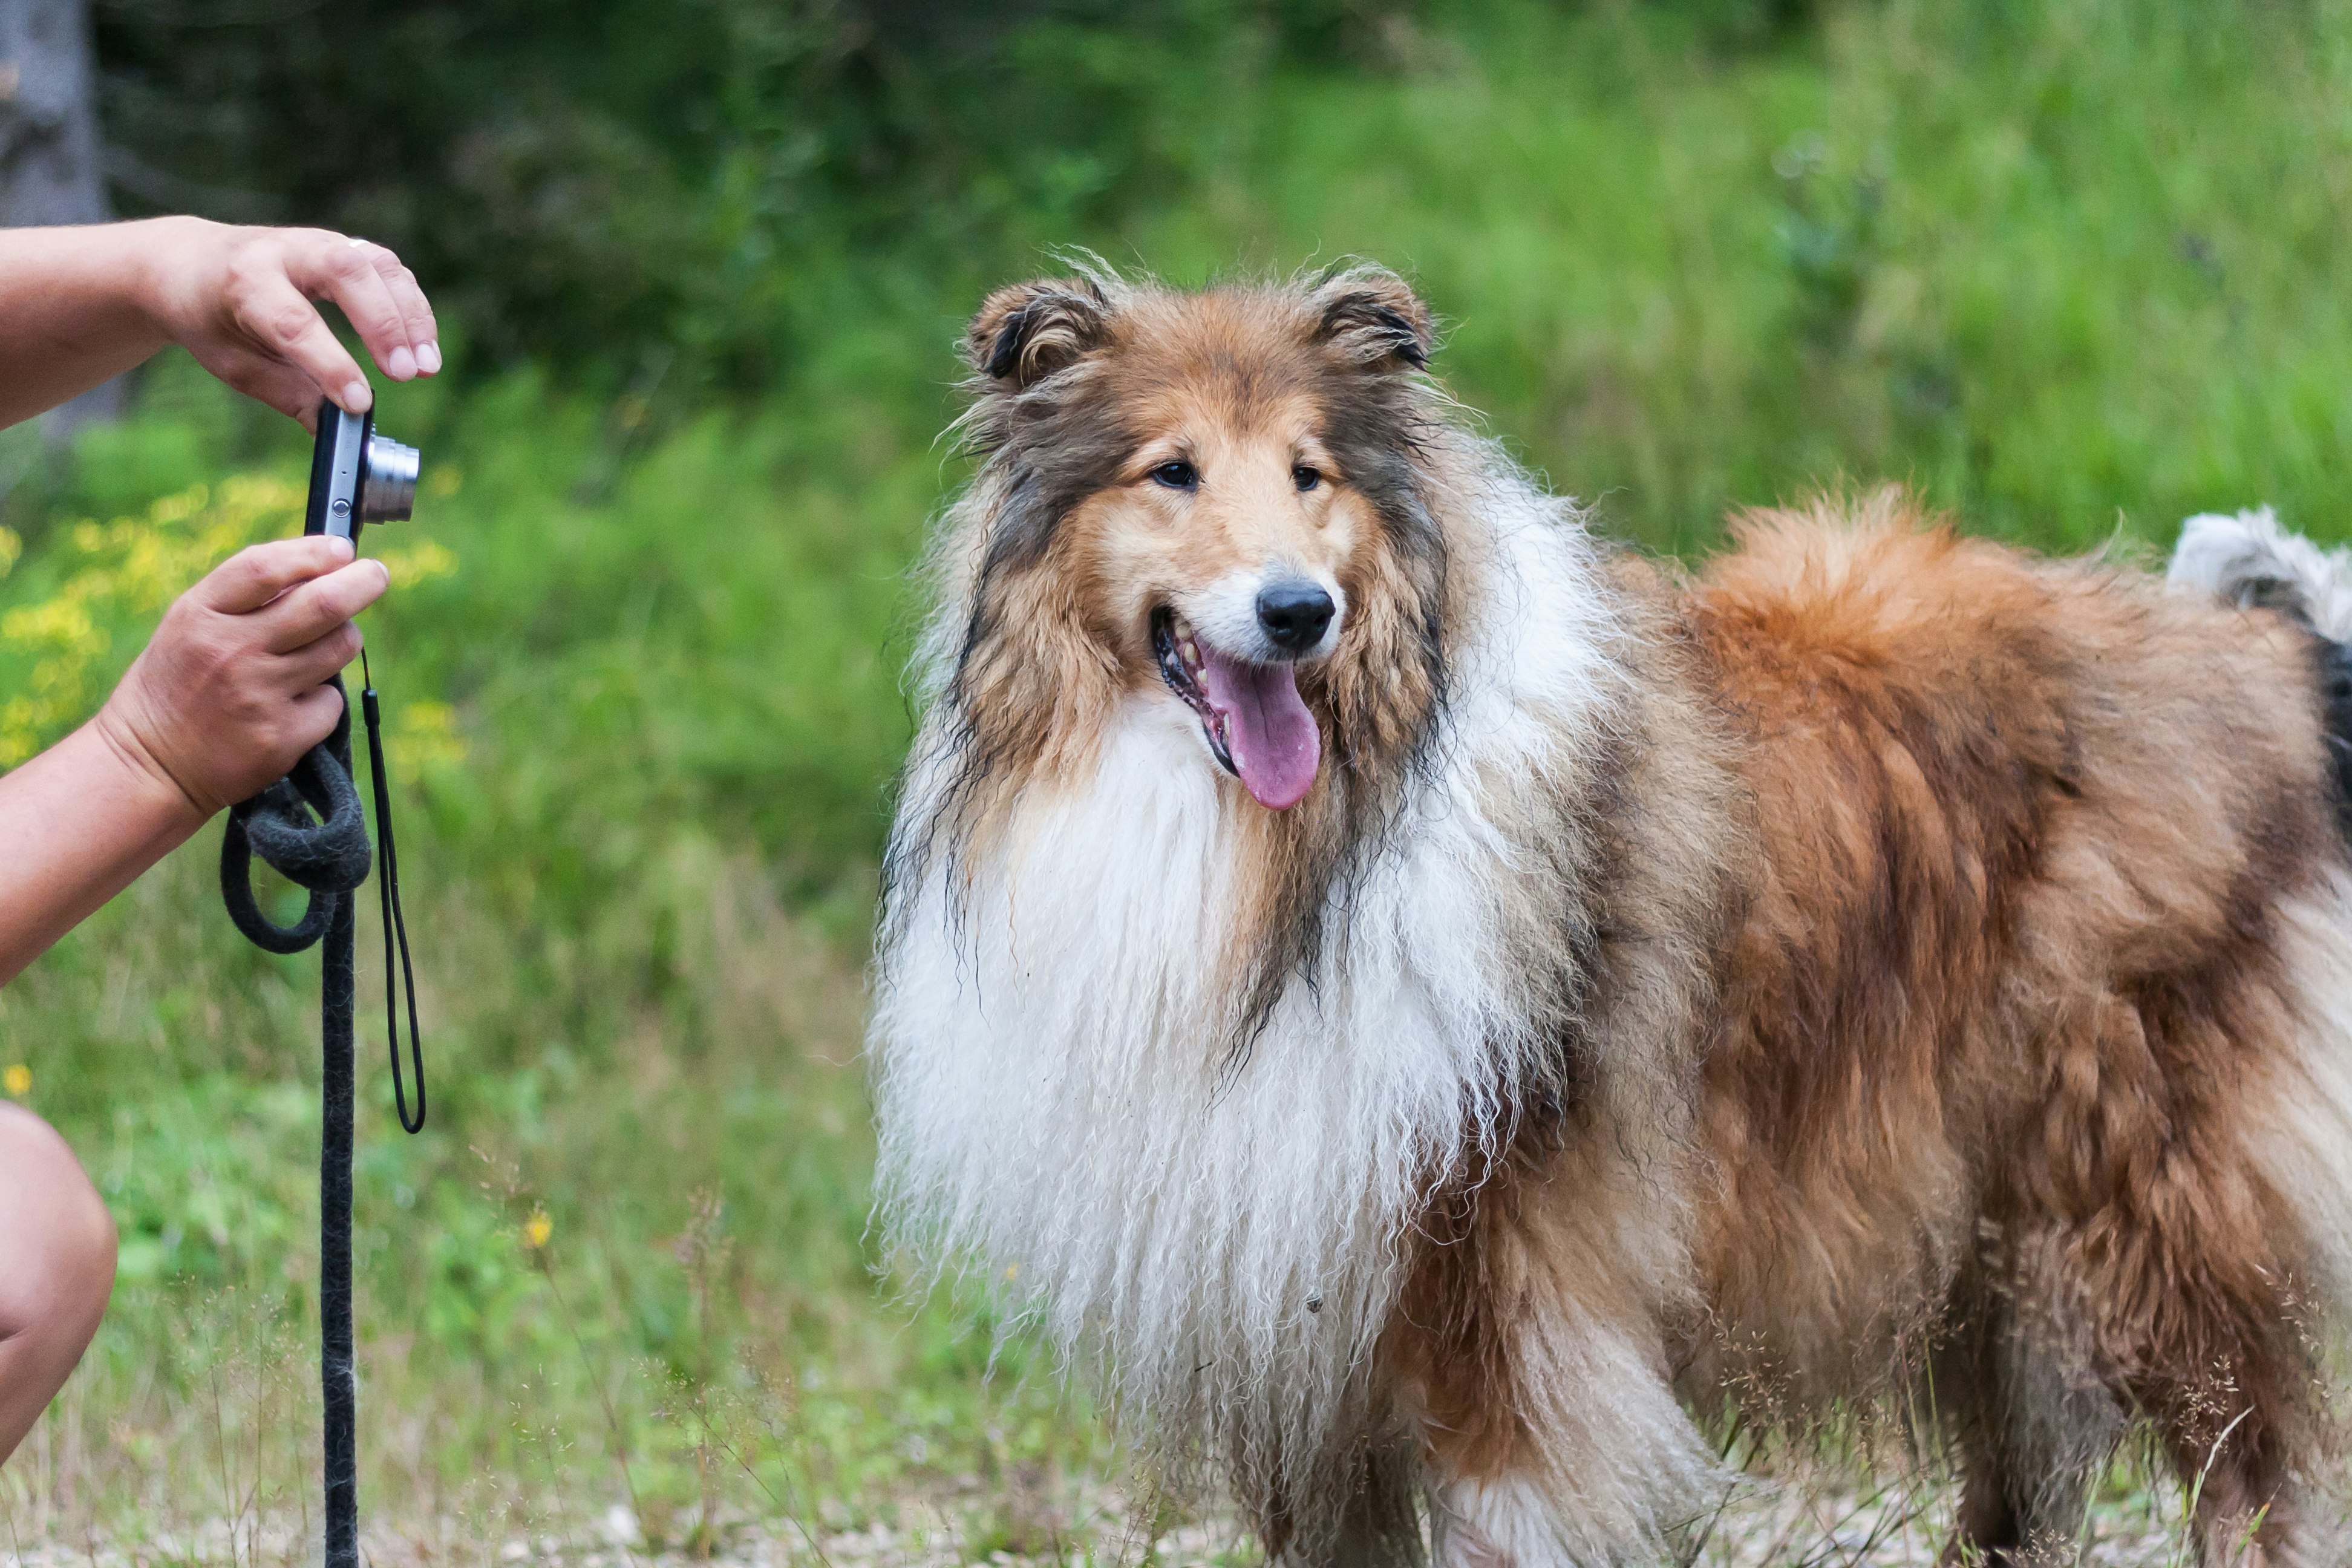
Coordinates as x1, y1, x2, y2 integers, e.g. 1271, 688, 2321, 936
304, 400, 419, 544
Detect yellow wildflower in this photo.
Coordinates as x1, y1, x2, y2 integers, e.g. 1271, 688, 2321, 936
2, 1063, 30, 1097
524, 1208, 552, 1249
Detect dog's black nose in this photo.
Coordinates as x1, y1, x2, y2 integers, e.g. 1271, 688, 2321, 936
1257, 580, 1336, 652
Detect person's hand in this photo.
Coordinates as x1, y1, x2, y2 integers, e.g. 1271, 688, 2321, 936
138, 218, 441, 431
93, 537, 391, 820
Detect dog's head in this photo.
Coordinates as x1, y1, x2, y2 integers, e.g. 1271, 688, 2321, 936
948, 264, 1449, 813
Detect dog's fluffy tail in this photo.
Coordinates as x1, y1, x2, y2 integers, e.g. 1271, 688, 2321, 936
2177, 515, 2352, 1348
2171, 506, 2352, 840
2171, 506, 2352, 641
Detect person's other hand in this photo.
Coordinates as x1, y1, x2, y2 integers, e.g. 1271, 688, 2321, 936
94, 537, 391, 819
140, 218, 441, 431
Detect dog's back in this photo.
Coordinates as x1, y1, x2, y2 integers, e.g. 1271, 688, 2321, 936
1675, 491, 2352, 1559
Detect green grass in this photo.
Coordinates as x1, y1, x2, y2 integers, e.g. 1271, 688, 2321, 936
7, 0, 2352, 1557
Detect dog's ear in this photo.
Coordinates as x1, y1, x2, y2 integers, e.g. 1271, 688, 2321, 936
964, 280, 1112, 390
1310, 269, 1434, 371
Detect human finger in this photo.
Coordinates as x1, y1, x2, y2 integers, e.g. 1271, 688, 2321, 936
281, 681, 349, 754
230, 263, 373, 414
292, 234, 420, 382
362, 243, 440, 374
252, 558, 390, 652
276, 620, 365, 688
195, 537, 359, 614
188, 344, 322, 427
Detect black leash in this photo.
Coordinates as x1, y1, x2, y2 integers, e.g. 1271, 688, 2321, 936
220, 661, 422, 1568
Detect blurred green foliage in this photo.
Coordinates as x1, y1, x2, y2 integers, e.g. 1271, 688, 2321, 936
5, 0, 2352, 1549
96, 0, 1442, 382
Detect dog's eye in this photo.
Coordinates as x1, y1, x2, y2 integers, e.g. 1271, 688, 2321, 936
1293, 466, 1322, 492
1151, 460, 1199, 492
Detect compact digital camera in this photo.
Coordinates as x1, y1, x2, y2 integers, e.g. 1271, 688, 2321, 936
304, 400, 420, 543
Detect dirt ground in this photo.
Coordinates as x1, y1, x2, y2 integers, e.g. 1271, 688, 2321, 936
8, 1471, 2330, 1568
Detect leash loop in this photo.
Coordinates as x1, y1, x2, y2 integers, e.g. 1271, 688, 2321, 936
220, 690, 370, 950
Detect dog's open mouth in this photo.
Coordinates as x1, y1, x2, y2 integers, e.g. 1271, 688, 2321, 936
1152, 607, 1322, 811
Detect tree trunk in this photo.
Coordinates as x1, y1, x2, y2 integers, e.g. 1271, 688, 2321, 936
0, 0, 123, 433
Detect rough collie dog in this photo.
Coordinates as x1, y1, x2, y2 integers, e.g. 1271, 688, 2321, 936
869, 263, 2352, 1566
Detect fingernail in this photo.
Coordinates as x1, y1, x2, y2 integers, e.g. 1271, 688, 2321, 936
343, 379, 373, 411
388, 345, 417, 381
418, 342, 442, 374
327, 536, 355, 560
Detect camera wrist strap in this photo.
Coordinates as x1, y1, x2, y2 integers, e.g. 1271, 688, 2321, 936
219, 664, 424, 1568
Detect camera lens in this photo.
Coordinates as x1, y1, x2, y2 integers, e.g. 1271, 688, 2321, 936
359, 433, 420, 523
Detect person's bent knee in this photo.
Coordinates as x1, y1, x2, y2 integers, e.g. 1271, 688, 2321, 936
0, 1103, 117, 1350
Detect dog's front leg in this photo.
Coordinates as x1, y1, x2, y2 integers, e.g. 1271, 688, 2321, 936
1400, 1289, 1722, 1566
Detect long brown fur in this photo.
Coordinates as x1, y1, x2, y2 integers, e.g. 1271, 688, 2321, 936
877, 267, 2352, 1567
1685, 498, 2336, 1553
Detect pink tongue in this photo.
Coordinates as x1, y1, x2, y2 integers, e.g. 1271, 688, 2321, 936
1198, 648, 1321, 810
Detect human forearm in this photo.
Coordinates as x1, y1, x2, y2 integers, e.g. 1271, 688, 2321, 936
0, 717, 206, 985
0, 219, 177, 428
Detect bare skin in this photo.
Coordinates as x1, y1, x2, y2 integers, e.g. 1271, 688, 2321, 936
0, 216, 434, 1465
0, 1106, 117, 1459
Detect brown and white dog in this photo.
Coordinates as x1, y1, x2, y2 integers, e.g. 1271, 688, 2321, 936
869, 263, 2352, 1566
